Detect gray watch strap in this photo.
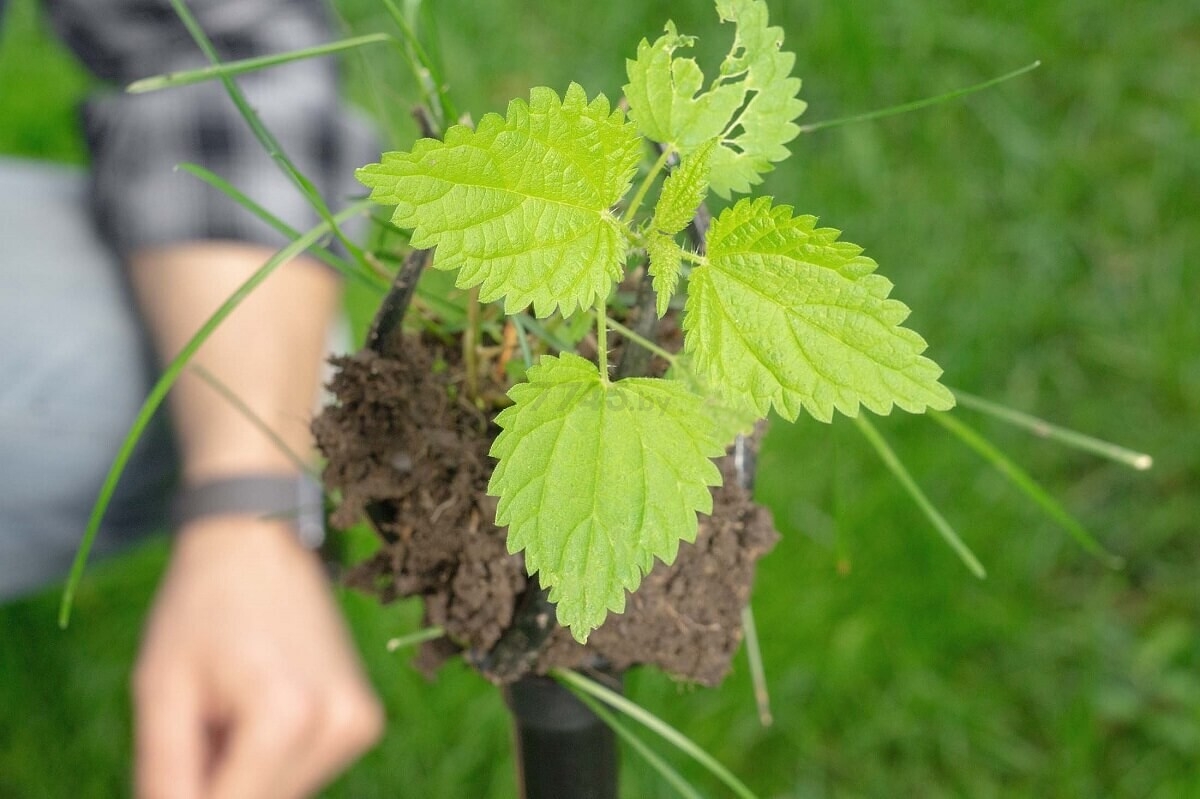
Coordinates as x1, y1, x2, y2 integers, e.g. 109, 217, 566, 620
171, 473, 326, 549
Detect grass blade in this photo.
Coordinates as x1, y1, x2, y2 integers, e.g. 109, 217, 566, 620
190, 364, 319, 479
551, 668, 761, 799
930, 411, 1124, 568
175, 163, 387, 293
125, 33, 391, 94
569, 686, 704, 799
741, 604, 772, 727
166, 0, 368, 269
385, 626, 445, 653
951, 389, 1153, 470
853, 415, 987, 578
799, 61, 1041, 133
379, 0, 458, 132
58, 201, 371, 628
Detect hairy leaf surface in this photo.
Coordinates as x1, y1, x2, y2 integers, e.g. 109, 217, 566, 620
488, 354, 724, 641
670, 358, 760, 448
646, 231, 684, 318
653, 139, 715, 235
683, 198, 955, 422
624, 0, 805, 197
357, 83, 641, 317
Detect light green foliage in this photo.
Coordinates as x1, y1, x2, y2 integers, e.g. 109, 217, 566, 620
488, 354, 725, 641
653, 139, 716, 235
623, 22, 744, 152
684, 198, 955, 422
624, 0, 806, 197
709, 0, 806, 196
646, 232, 684, 318
360, 0, 949, 637
647, 139, 716, 317
356, 82, 641, 317
670, 359, 760, 448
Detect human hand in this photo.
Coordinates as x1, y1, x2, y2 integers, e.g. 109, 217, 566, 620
133, 516, 383, 799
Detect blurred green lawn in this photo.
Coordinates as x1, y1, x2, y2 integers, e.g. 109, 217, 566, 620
2, 0, 1197, 796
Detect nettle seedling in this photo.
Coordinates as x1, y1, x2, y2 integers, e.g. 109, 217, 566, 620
357, 0, 954, 642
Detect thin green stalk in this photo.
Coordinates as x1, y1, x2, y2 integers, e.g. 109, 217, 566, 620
167, 0, 369, 269
59, 201, 371, 628
190, 364, 319, 479
930, 411, 1124, 568
513, 314, 575, 353
125, 33, 391, 93
464, 285, 481, 399
604, 314, 678, 367
853, 415, 987, 579
379, 0, 458, 130
741, 604, 772, 727
798, 61, 1041, 133
570, 688, 704, 799
679, 249, 707, 268
176, 163, 387, 293
511, 315, 534, 368
596, 307, 610, 381
385, 626, 445, 653
622, 146, 675, 225
551, 668, 761, 799
951, 389, 1153, 470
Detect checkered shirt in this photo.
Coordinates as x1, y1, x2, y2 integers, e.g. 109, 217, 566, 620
35, 0, 376, 257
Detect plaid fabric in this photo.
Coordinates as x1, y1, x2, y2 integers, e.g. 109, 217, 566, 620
42, 0, 376, 257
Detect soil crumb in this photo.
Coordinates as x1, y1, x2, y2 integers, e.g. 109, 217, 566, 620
314, 340, 779, 686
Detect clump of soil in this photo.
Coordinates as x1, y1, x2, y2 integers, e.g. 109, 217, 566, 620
314, 337, 779, 686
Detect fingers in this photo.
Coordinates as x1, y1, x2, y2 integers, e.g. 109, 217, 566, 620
206, 680, 383, 799
279, 683, 385, 799
133, 660, 204, 799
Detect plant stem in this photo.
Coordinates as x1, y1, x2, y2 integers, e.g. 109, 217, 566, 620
853, 415, 987, 579
166, 0, 369, 271
798, 61, 1041, 134
622, 145, 675, 225
604, 314, 678, 366
551, 669, 761, 799
596, 307, 610, 381
570, 689, 704, 799
464, 285, 481, 399
125, 33, 391, 93
191, 365, 320, 479
175, 164, 386, 293
379, 0, 458, 130
740, 604, 773, 727
678, 248, 707, 268
929, 411, 1125, 568
951, 389, 1153, 470
385, 626, 445, 653
511, 314, 534, 368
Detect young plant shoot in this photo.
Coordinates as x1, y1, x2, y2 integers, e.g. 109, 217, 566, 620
357, 0, 954, 642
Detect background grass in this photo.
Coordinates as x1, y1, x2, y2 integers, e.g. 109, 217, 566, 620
1, 0, 1197, 796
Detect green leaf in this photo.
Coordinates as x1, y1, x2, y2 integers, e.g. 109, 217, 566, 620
357, 83, 641, 317
709, 0, 807, 196
646, 232, 683, 318
623, 22, 745, 151
488, 354, 725, 641
683, 198, 955, 422
652, 139, 715, 235
669, 357, 761, 448
623, 0, 805, 198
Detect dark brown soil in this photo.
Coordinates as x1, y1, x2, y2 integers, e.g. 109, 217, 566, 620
314, 338, 779, 686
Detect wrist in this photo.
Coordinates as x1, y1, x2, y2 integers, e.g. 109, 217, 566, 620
173, 472, 326, 549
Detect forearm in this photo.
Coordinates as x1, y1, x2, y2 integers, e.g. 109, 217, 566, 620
128, 242, 340, 482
